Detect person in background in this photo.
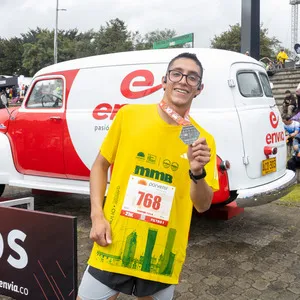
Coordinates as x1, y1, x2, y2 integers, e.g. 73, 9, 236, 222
281, 90, 297, 116
295, 82, 300, 109
266, 60, 275, 76
5, 87, 9, 98
245, 51, 250, 56
12, 86, 17, 98
287, 129, 300, 171
283, 115, 299, 147
277, 48, 288, 68
287, 155, 300, 171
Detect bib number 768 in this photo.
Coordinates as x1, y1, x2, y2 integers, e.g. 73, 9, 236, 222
137, 191, 162, 210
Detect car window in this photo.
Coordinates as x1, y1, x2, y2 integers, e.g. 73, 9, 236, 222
259, 73, 273, 97
26, 79, 63, 109
237, 72, 263, 97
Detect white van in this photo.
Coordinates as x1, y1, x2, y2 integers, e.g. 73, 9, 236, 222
0, 48, 296, 207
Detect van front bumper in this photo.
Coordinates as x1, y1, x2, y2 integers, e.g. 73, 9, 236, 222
235, 170, 297, 207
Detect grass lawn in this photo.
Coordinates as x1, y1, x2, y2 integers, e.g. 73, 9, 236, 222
279, 182, 300, 203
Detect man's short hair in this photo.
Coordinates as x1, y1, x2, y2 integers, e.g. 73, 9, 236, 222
285, 90, 291, 94
283, 115, 291, 121
167, 52, 203, 83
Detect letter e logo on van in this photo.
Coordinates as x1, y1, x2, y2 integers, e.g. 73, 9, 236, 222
269, 112, 279, 129
121, 70, 162, 99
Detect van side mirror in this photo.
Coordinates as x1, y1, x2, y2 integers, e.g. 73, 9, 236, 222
0, 96, 5, 107
0, 94, 13, 119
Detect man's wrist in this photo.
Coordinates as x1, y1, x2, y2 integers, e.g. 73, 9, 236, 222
91, 210, 104, 221
189, 168, 206, 184
190, 168, 203, 176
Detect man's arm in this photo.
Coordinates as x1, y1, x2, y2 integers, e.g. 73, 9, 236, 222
187, 138, 214, 213
291, 96, 297, 106
290, 129, 299, 138
190, 175, 213, 213
89, 152, 112, 247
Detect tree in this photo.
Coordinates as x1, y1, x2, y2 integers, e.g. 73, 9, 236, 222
210, 23, 281, 59
0, 38, 27, 76
93, 18, 134, 55
132, 29, 191, 50
73, 30, 97, 58
22, 29, 54, 76
21, 27, 46, 44
134, 29, 177, 50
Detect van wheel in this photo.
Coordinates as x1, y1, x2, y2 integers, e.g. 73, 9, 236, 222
0, 184, 5, 197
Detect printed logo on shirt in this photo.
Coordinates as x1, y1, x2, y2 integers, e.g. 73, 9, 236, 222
146, 154, 157, 164
170, 162, 179, 171
136, 152, 146, 160
134, 165, 173, 183
162, 159, 179, 171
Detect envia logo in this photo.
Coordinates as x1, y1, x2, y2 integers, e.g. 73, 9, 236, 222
93, 69, 163, 121
269, 111, 279, 129
121, 70, 162, 99
265, 111, 284, 144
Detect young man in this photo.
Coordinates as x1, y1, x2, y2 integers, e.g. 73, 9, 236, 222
77, 52, 219, 300
281, 90, 297, 116
283, 115, 299, 143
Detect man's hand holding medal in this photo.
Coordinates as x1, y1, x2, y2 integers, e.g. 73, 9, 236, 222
187, 137, 211, 175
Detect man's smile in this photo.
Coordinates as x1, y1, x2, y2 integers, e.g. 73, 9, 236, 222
174, 88, 189, 94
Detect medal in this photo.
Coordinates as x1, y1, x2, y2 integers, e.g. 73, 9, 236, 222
159, 100, 200, 144
180, 125, 200, 145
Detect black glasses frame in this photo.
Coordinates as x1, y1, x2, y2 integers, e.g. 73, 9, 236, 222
167, 70, 202, 87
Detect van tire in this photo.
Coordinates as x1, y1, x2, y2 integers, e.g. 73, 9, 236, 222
0, 184, 5, 197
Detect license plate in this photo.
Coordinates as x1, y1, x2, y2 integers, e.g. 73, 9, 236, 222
262, 157, 276, 176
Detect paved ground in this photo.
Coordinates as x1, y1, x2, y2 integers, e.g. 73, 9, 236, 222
1, 186, 300, 300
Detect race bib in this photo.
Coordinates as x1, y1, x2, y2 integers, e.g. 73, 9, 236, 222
121, 175, 175, 227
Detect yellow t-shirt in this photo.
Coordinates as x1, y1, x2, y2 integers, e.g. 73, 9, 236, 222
88, 104, 219, 284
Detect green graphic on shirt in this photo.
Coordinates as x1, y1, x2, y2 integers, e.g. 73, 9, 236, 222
97, 228, 177, 276
159, 228, 176, 275
136, 152, 145, 160
134, 165, 173, 183
109, 186, 120, 224
141, 229, 157, 272
122, 231, 137, 267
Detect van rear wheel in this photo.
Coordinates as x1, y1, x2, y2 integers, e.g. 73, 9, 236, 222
0, 184, 5, 197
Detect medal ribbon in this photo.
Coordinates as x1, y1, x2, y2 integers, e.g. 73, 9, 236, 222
159, 100, 191, 125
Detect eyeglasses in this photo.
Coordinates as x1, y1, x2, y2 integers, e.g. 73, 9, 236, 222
167, 70, 201, 87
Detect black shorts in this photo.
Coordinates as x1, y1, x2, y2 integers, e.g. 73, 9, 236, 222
88, 266, 171, 297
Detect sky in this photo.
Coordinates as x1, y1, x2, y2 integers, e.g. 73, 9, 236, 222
0, 0, 293, 50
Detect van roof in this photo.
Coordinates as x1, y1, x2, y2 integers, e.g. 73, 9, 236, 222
35, 48, 261, 77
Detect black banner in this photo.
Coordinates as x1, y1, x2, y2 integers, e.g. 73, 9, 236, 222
0, 206, 77, 299
0, 77, 18, 88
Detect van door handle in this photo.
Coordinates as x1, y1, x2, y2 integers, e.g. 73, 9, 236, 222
50, 116, 61, 120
